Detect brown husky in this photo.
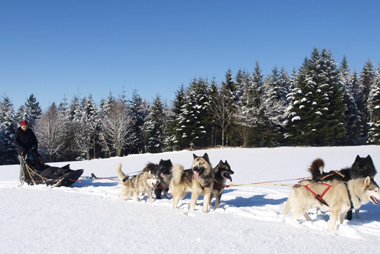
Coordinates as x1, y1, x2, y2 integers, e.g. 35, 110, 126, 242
169, 153, 214, 212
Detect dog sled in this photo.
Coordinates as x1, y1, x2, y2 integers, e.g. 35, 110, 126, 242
20, 150, 84, 187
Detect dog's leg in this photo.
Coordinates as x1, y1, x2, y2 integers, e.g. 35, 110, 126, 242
203, 190, 213, 212
215, 193, 222, 208
209, 193, 214, 207
148, 190, 153, 203
133, 190, 139, 202
346, 209, 353, 220
338, 212, 346, 225
190, 191, 201, 212
172, 189, 180, 209
155, 188, 162, 199
328, 209, 339, 232
355, 208, 360, 219
303, 213, 312, 221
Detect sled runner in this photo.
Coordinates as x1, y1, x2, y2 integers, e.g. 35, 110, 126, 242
21, 150, 84, 187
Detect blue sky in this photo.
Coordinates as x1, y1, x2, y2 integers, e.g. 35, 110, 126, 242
1, 0, 379, 111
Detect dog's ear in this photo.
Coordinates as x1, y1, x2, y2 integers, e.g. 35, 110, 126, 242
355, 155, 361, 162
366, 155, 373, 163
193, 154, 197, 159
203, 153, 210, 163
364, 176, 371, 187
214, 161, 223, 173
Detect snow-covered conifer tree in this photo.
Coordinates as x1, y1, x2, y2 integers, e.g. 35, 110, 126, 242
15, 94, 42, 129
286, 48, 346, 145
143, 94, 166, 153
358, 60, 375, 140
338, 56, 362, 144
0, 96, 17, 164
368, 64, 380, 144
128, 90, 148, 153
177, 78, 212, 149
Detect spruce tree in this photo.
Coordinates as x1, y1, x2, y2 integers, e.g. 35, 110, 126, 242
368, 64, 380, 144
358, 60, 375, 140
338, 57, 361, 144
166, 85, 186, 150
143, 94, 166, 153
177, 78, 211, 148
128, 90, 148, 153
286, 48, 346, 145
262, 66, 291, 144
0, 96, 17, 164
15, 94, 42, 129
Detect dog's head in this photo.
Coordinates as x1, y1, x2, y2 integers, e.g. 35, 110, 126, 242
214, 160, 234, 182
351, 155, 377, 178
363, 177, 380, 205
158, 159, 173, 178
146, 170, 160, 188
192, 153, 212, 179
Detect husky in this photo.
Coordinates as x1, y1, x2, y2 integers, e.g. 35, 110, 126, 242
169, 153, 214, 212
309, 156, 377, 219
116, 163, 160, 203
309, 155, 377, 182
283, 176, 380, 231
210, 160, 234, 208
142, 159, 173, 199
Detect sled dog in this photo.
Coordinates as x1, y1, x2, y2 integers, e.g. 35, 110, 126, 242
283, 176, 380, 231
116, 163, 160, 203
210, 160, 234, 208
142, 159, 173, 199
309, 155, 377, 182
309, 156, 377, 219
169, 153, 214, 212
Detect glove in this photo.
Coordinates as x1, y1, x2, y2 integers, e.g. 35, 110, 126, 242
21, 149, 27, 157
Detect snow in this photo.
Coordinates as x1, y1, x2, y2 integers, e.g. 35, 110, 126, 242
1, 146, 380, 253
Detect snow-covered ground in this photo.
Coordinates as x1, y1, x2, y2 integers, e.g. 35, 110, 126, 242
1, 146, 380, 253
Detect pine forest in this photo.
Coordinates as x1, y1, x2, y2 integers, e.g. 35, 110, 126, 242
1, 48, 380, 165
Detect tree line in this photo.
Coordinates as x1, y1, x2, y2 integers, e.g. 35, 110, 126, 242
1, 47, 379, 165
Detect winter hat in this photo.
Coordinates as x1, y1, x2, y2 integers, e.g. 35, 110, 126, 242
20, 120, 28, 127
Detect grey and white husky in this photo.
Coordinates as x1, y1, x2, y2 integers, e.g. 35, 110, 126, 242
283, 176, 380, 231
116, 163, 160, 203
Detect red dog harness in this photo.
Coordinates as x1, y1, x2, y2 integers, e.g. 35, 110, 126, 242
301, 183, 332, 207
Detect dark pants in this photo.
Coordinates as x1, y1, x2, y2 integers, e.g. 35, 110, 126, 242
18, 155, 25, 183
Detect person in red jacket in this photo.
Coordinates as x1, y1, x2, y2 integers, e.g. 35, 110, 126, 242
14, 120, 38, 183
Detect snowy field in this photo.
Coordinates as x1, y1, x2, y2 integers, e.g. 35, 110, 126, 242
1, 146, 380, 253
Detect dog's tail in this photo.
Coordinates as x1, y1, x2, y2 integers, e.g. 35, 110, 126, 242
116, 163, 129, 181
308, 158, 324, 181
171, 164, 184, 185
